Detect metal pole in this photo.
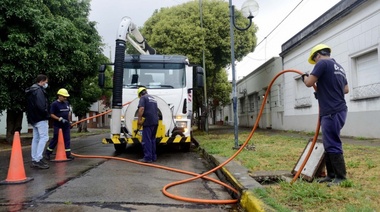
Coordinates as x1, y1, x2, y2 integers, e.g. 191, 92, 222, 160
229, 0, 239, 148
199, 0, 208, 133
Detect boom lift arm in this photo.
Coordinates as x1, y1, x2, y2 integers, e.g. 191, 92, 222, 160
117, 16, 156, 55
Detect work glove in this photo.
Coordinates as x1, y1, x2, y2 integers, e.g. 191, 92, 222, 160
59, 117, 69, 124
301, 73, 309, 82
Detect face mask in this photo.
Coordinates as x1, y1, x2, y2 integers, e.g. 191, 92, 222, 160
43, 83, 48, 89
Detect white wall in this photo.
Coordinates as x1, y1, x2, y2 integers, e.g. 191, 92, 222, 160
0, 112, 29, 135
236, 57, 284, 129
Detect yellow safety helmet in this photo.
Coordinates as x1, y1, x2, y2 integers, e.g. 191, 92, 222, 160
57, 88, 70, 97
137, 87, 147, 98
308, 44, 331, 64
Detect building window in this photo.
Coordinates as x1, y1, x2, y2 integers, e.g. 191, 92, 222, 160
248, 94, 255, 111
352, 49, 380, 100
277, 84, 283, 106
239, 98, 245, 114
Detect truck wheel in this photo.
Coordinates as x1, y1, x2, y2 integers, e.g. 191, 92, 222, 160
180, 143, 191, 152
114, 143, 126, 152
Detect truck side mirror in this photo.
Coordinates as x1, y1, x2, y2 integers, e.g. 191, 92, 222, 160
98, 65, 106, 88
131, 74, 138, 84
193, 66, 204, 88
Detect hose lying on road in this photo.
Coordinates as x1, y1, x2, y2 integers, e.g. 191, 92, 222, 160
72, 69, 320, 204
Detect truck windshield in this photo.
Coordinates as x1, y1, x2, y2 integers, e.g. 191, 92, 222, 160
123, 63, 186, 89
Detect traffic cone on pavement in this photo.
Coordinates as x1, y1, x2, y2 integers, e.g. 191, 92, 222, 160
0, 131, 34, 185
51, 129, 71, 162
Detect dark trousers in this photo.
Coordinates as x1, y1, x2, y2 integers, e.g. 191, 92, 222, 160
142, 125, 158, 161
321, 109, 347, 154
46, 125, 71, 156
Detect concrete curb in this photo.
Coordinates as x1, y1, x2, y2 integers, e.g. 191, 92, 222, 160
199, 148, 272, 212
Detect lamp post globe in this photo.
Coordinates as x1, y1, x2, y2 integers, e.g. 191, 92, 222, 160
241, 0, 259, 19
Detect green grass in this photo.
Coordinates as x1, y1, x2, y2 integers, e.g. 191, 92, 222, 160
194, 129, 380, 211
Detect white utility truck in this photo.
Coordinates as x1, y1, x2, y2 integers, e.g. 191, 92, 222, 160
99, 16, 204, 152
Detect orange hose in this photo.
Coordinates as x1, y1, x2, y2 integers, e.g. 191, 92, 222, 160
70, 101, 132, 127
71, 153, 239, 204
71, 69, 319, 203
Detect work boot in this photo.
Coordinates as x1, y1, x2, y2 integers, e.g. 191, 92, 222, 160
31, 161, 49, 169
67, 155, 75, 161
316, 153, 335, 183
327, 178, 346, 187
66, 153, 75, 161
44, 149, 53, 161
138, 158, 152, 163
40, 159, 49, 166
327, 153, 347, 187
44, 152, 51, 161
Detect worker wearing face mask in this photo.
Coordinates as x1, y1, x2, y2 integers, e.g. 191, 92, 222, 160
25, 74, 50, 169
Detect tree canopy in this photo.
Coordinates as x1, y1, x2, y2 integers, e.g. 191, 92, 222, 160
141, 0, 257, 120
143, 0, 257, 71
0, 0, 107, 113
0, 0, 109, 137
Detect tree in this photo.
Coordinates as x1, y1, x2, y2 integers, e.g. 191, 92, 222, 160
142, 0, 257, 124
0, 0, 106, 141
71, 65, 113, 132
208, 69, 231, 108
70, 77, 101, 133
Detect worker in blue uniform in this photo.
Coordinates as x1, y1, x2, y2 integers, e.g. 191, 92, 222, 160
45, 88, 74, 160
302, 44, 349, 186
137, 87, 158, 163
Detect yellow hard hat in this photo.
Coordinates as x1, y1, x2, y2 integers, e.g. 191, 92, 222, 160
137, 87, 147, 98
57, 88, 70, 97
308, 44, 331, 64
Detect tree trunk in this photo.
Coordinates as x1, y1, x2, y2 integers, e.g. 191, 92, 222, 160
197, 111, 202, 130
212, 108, 216, 125
6, 110, 24, 143
77, 115, 89, 133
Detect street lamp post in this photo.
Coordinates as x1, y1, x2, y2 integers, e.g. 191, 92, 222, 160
229, 0, 259, 149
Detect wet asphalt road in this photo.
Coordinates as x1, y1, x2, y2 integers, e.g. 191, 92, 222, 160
0, 134, 237, 212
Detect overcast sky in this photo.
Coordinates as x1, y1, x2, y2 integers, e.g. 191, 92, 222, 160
89, 0, 341, 79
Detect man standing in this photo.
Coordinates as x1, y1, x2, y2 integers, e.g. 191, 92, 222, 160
25, 74, 50, 169
137, 87, 158, 163
302, 44, 349, 186
45, 88, 74, 160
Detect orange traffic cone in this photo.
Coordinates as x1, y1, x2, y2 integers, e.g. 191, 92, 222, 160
0, 131, 33, 184
51, 129, 71, 162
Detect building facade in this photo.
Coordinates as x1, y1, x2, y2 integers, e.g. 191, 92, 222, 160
227, 0, 380, 138
232, 57, 284, 129
281, 0, 380, 138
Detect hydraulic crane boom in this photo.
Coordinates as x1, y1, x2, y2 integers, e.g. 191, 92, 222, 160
117, 16, 156, 55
